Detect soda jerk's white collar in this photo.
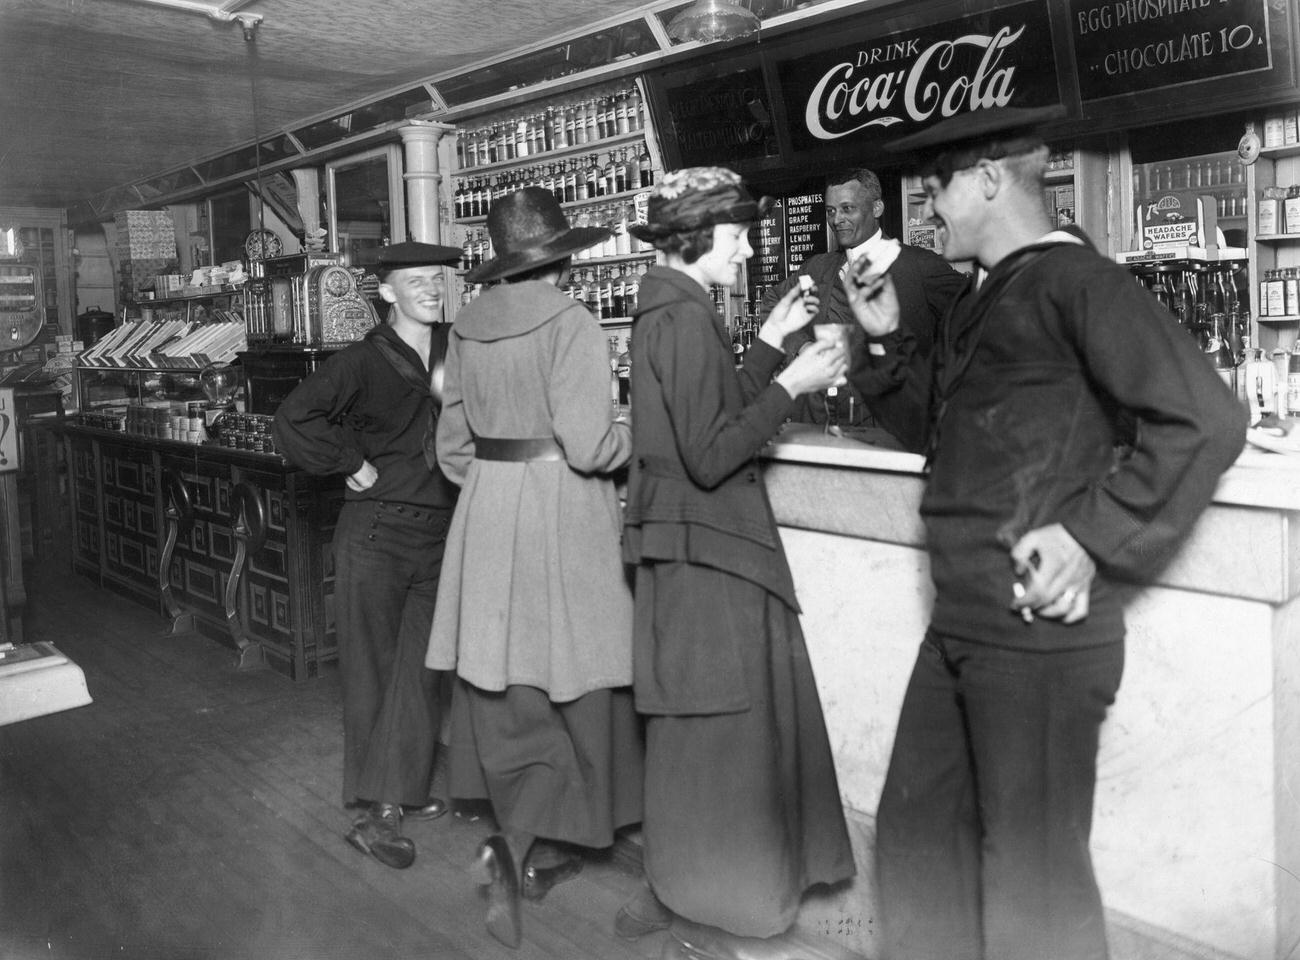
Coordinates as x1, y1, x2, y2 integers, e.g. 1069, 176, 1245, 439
845, 229, 884, 265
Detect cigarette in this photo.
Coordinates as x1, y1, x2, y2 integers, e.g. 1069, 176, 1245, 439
1012, 581, 1034, 623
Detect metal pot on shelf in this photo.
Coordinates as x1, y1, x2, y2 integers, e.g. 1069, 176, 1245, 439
75, 306, 115, 347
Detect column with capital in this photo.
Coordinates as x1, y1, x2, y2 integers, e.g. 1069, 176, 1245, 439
290, 168, 326, 252
399, 121, 455, 245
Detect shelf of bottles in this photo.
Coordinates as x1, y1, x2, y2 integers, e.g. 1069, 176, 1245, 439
1133, 151, 1248, 227
1131, 259, 1252, 392
452, 79, 664, 323
1250, 137, 1300, 337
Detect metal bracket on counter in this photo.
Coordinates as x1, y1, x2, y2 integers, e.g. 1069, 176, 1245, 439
158, 468, 196, 637
224, 481, 267, 670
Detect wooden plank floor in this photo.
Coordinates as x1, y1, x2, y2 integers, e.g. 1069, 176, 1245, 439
0, 554, 666, 960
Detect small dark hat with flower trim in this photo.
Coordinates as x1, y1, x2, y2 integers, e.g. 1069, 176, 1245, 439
628, 166, 774, 241
466, 187, 610, 284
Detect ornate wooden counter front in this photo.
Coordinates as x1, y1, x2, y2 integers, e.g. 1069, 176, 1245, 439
65, 424, 344, 681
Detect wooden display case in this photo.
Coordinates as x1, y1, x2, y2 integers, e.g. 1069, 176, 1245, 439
65, 426, 344, 681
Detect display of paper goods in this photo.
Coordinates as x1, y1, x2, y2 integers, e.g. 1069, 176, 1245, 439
77, 318, 177, 367
155, 274, 186, 296
154, 321, 247, 368
1129, 191, 1219, 260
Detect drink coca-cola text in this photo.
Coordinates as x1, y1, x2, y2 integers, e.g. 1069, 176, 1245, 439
804, 25, 1026, 141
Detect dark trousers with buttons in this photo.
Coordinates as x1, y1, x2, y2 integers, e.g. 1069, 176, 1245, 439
876, 630, 1124, 960
333, 500, 452, 808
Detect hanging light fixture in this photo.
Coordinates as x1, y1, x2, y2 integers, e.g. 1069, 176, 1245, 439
666, 0, 761, 43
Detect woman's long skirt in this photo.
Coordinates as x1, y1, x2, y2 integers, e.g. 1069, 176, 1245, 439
637, 562, 856, 938
447, 679, 644, 849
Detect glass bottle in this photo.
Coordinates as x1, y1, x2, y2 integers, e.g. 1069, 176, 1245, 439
625, 268, 640, 315
609, 267, 625, 318
1267, 268, 1286, 317
576, 160, 590, 202
566, 105, 580, 147
607, 336, 622, 415
1172, 266, 1195, 330
616, 339, 631, 405
1190, 265, 1211, 349
616, 91, 631, 136
599, 269, 614, 317
580, 267, 598, 315
1148, 266, 1174, 315
585, 155, 601, 199
599, 96, 614, 140
585, 99, 600, 143
1288, 337, 1300, 415
543, 107, 557, 152
603, 152, 617, 197
615, 204, 632, 257
627, 85, 643, 131
638, 142, 654, 188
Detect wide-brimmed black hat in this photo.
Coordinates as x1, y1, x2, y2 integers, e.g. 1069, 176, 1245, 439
887, 104, 1068, 171
371, 240, 463, 272
466, 187, 610, 284
628, 166, 773, 242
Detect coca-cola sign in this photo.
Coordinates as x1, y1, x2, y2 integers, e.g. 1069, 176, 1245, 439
776, 0, 1060, 153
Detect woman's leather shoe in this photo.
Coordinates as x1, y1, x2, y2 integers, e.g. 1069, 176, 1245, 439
521, 854, 583, 902
669, 918, 808, 960
615, 886, 673, 939
404, 796, 448, 821
344, 802, 416, 870
473, 834, 521, 948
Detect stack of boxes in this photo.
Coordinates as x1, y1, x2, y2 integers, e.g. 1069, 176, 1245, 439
114, 211, 178, 303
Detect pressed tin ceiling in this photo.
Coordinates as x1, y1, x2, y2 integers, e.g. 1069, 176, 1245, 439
0, 0, 663, 210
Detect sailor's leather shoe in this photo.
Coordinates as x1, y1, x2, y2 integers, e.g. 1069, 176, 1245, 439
404, 796, 449, 821
345, 802, 416, 869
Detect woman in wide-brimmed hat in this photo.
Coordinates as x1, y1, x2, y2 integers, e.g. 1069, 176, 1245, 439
617, 167, 856, 958
426, 186, 642, 949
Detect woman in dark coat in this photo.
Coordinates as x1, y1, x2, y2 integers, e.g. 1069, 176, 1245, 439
620, 167, 857, 959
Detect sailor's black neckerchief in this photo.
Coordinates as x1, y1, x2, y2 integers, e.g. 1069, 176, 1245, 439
925, 244, 1061, 465
366, 323, 449, 471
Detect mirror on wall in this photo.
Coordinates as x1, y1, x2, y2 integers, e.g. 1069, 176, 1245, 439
208, 188, 253, 266
327, 145, 404, 268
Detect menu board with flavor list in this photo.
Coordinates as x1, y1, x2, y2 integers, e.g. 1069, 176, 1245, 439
749, 193, 829, 292
749, 203, 787, 292
783, 193, 826, 273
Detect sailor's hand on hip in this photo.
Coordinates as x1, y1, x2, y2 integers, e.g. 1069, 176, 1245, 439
347, 459, 378, 492
1009, 523, 1095, 625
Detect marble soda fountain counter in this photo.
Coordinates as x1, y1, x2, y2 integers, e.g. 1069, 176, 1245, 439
762, 424, 1300, 960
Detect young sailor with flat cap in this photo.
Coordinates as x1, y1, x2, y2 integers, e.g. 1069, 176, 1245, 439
843, 105, 1246, 960
425, 187, 643, 949
273, 240, 463, 870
